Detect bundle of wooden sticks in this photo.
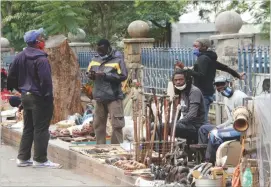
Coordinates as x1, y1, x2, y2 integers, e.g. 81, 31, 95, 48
132, 88, 182, 166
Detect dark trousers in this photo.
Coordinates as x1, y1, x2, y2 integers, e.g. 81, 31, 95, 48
203, 95, 214, 123
93, 100, 125, 144
17, 94, 53, 163
175, 122, 200, 144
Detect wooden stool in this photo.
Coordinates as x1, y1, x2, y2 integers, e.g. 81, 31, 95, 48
189, 144, 208, 164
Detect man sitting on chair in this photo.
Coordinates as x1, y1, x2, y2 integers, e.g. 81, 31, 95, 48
172, 70, 206, 143
198, 76, 248, 164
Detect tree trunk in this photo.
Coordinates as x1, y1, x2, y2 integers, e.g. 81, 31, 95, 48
45, 35, 83, 124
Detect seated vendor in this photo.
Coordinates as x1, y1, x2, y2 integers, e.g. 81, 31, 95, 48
198, 75, 248, 164
167, 61, 185, 101
172, 70, 205, 143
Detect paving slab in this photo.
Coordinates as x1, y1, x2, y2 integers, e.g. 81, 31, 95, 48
0, 144, 114, 186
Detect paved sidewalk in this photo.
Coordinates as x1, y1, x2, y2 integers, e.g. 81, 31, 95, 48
0, 144, 113, 186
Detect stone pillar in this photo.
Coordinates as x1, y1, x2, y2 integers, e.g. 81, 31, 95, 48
122, 20, 155, 120
1, 37, 14, 54
67, 29, 93, 55
123, 20, 155, 72
1, 37, 15, 70
210, 11, 256, 124
210, 11, 255, 72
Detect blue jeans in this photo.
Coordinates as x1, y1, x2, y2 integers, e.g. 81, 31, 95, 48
198, 124, 214, 144
205, 127, 241, 163
203, 95, 214, 123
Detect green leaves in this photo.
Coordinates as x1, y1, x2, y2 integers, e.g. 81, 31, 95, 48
34, 1, 91, 36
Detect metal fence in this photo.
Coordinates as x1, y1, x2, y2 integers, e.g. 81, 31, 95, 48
1, 54, 16, 70
77, 51, 97, 84
142, 46, 270, 96
2, 46, 269, 94
0, 51, 97, 85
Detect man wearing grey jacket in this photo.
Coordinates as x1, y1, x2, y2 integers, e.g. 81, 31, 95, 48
87, 39, 127, 144
198, 75, 248, 163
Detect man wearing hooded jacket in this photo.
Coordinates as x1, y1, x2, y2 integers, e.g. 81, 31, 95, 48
87, 39, 128, 144
7, 28, 60, 168
189, 38, 245, 122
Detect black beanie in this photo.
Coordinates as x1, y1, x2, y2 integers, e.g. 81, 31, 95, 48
97, 39, 110, 48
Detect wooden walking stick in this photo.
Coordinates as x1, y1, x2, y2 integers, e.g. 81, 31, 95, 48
143, 96, 153, 165
162, 95, 170, 157
145, 88, 159, 164
166, 99, 172, 153
132, 95, 139, 161
170, 95, 181, 153
158, 96, 164, 165
137, 91, 144, 162
142, 98, 148, 162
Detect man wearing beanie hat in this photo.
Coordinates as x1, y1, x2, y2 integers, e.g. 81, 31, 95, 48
87, 39, 127, 144
187, 38, 245, 122
7, 28, 60, 168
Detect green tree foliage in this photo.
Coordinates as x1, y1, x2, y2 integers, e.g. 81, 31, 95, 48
1, 1, 40, 50
1, 1, 91, 50
134, 0, 188, 45
250, 1, 270, 39
82, 1, 138, 46
3, 0, 268, 51
34, 1, 91, 36
2, 1, 188, 49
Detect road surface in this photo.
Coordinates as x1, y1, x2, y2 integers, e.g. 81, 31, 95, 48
0, 144, 113, 186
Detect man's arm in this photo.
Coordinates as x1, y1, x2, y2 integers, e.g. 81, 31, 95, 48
36, 57, 53, 97
178, 89, 201, 124
104, 51, 128, 82
215, 61, 241, 79
7, 58, 19, 91
216, 118, 232, 129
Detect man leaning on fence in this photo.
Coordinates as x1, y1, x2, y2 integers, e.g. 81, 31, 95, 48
87, 39, 128, 144
188, 38, 245, 123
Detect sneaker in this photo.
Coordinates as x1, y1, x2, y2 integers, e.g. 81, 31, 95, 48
16, 159, 33, 167
33, 160, 62, 169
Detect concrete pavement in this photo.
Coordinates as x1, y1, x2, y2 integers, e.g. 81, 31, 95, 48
0, 144, 113, 186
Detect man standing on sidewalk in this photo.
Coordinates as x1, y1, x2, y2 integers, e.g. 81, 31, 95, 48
87, 39, 127, 144
7, 28, 61, 168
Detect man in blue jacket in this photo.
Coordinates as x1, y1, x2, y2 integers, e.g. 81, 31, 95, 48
87, 39, 128, 144
7, 28, 61, 168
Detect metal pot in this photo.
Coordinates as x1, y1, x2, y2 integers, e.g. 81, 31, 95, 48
195, 178, 222, 187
